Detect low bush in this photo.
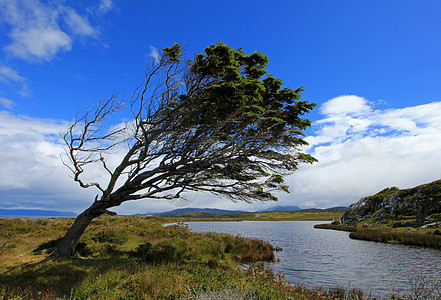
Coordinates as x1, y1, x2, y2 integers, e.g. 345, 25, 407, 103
349, 229, 441, 248
135, 241, 180, 263
328, 285, 365, 300
132, 231, 275, 265
93, 228, 128, 245
314, 224, 357, 232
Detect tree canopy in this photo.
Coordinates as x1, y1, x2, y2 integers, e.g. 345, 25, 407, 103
53, 42, 316, 258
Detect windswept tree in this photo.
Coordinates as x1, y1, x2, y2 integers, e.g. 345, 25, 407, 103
52, 42, 317, 258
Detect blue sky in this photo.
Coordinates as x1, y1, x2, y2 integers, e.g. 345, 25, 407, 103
1, 0, 441, 214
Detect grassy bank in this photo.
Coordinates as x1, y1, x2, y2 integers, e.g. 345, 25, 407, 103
0, 216, 333, 299
313, 224, 357, 232
314, 217, 441, 249
349, 228, 441, 248
164, 210, 345, 222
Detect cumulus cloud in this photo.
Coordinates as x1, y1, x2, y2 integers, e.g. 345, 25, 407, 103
0, 111, 179, 214
0, 111, 95, 212
320, 95, 372, 117
0, 0, 101, 62
2, 95, 441, 214
281, 95, 441, 208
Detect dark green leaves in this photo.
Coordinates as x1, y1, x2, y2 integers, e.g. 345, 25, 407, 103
163, 43, 182, 63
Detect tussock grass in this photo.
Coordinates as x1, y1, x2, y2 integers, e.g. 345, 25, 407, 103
0, 216, 330, 299
169, 210, 345, 222
349, 229, 441, 248
313, 224, 357, 232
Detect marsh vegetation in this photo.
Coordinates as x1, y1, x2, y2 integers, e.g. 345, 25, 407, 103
0, 216, 333, 299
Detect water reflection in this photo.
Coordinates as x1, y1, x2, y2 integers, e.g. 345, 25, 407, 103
186, 221, 441, 297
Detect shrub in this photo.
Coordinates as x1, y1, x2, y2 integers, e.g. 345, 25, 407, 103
93, 228, 128, 245
314, 224, 357, 232
135, 241, 180, 263
349, 229, 441, 248
328, 286, 365, 300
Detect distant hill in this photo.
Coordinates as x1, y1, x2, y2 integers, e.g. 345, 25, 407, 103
153, 205, 347, 216
0, 209, 76, 217
301, 206, 348, 212
259, 205, 301, 212
154, 208, 246, 216
340, 179, 441, 226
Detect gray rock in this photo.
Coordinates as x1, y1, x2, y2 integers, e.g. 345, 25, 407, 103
340, 180, 441, 227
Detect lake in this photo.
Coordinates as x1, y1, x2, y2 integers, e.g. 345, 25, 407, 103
186, 221, 441, 298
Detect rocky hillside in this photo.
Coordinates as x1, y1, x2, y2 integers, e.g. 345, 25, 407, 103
340, 180, 441, 226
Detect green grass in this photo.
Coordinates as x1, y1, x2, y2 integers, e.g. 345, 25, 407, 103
349, 229, 441, 248
315, 215, 441, 249
0, 216, 333, 299
165, 210, 345, 222
313, 224, 357, 232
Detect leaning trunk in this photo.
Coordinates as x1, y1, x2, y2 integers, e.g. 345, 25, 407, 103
51, 201, 109, 258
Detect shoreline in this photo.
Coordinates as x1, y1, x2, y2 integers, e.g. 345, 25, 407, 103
314, 223, 441, 249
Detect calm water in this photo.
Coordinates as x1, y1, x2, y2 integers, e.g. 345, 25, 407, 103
186, 221, 441, 297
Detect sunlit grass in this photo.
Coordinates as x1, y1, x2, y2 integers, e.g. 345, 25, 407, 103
315, 215, 441, 250
0, 215, 332, 299
168, 210, 345, 222
349, 229, 441, 248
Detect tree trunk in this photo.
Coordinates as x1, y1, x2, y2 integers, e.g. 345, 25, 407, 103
51, 201, 109, 258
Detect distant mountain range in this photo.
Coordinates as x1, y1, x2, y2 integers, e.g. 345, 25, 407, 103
152, 205, 347, 216
0, 205, 348, 218
257, 205, 302, 212
0, 209, 76, 217
154, 208, 247, 216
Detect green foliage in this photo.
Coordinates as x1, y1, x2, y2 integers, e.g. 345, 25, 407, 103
135, 241, 180, 263
162, 43, 181, 62
93, 228, 128, 245
163, 42, 317, 202
133, 230, 275, 265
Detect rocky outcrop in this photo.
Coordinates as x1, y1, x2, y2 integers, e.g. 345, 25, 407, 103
340, 180, 441, 226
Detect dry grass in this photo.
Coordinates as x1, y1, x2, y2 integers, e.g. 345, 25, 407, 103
349, 228, 441, 248
0, 216, 331, 299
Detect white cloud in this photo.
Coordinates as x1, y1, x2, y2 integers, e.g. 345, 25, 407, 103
0, 97, 14, 109
0, 66, 26, 83
0, 111, 180, 214
63, 7, 97, 37
0, 111, 95, 212
0, 66, 30, 96
2, 95, 441, 214
98, 0, 113, 13
0, 0, 99, 62
320, 95, 372, 117
149, 46, 161, 63
5, 28, 72, 62
280, 96, 441, 208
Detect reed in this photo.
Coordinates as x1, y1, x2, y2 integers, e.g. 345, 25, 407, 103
314, 224, 357, 232
349, 228, 441, 248
0, 216, 326, 299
